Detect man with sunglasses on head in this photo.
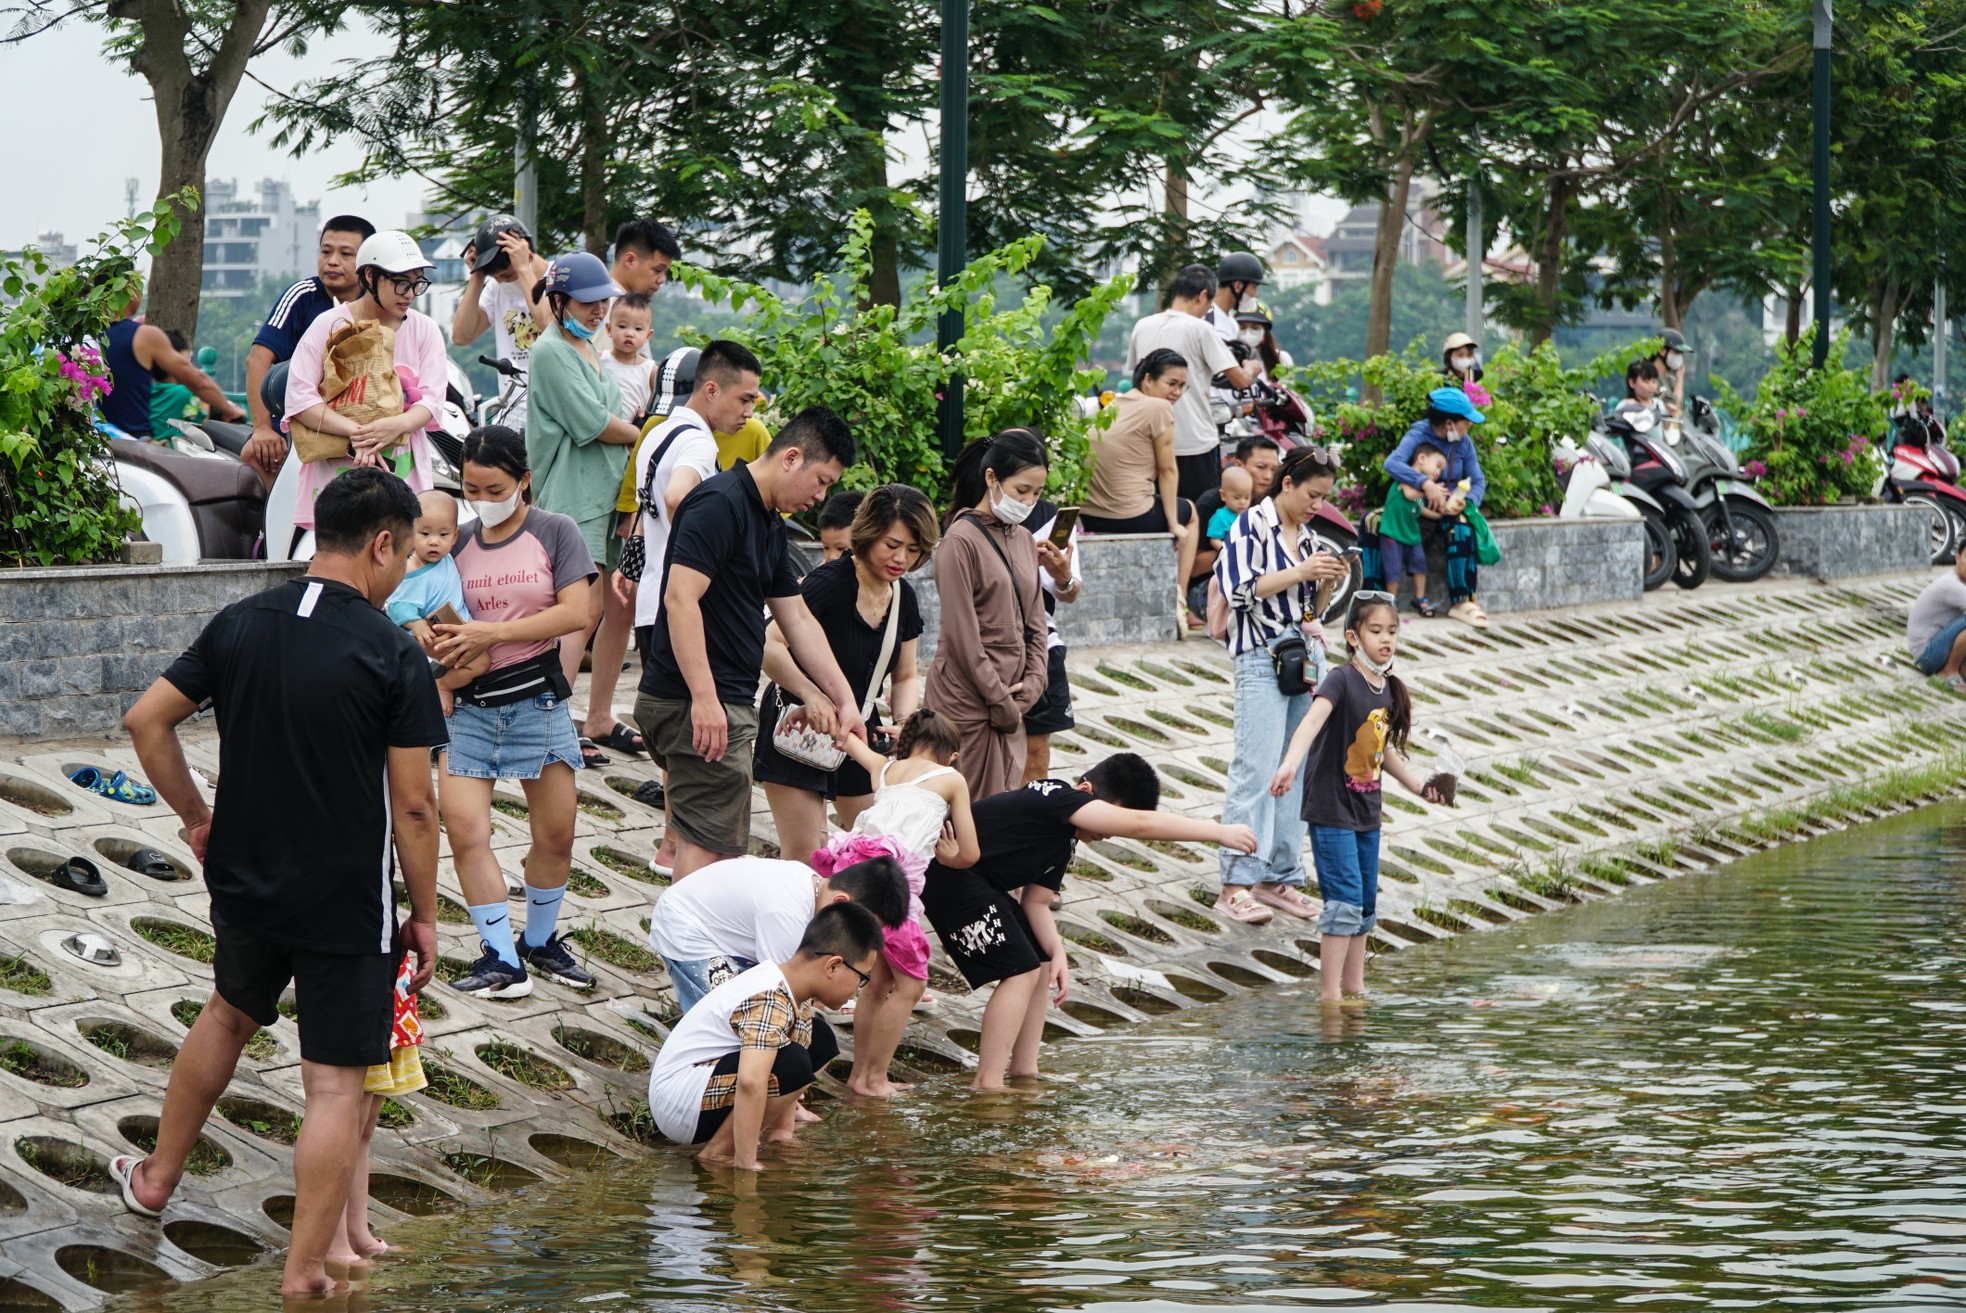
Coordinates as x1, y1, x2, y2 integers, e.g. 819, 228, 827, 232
451, 215, 553, 432
241, 214, 378, 483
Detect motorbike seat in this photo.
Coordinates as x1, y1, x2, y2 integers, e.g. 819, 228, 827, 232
112, 439, 264, 506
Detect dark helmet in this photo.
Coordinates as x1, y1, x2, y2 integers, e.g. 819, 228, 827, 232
470, 214, 533, 274
651, 347, 699, 419
1235, 301, 1273, 328
1216, 251, 1266, 286
1660, 327, 1690, 355
261, 360, 290, 425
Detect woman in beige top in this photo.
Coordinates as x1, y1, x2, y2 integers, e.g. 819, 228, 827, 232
926, 430, 1051, 802
1080, 349, 1200, 631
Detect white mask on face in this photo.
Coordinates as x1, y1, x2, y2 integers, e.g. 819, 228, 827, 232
991, 489, 1034, 526
470, 490, 521, 528
1240, 328, 1266, 347
1355, 649, 1396, 677
1451, 353, 1474, 373
1665, 350, 1684, 371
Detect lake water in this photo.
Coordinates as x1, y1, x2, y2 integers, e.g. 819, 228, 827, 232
121, 804, 1966, 1311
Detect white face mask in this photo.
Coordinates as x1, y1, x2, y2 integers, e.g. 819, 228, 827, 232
1451, 353, 1474, 373
1665, 350, 1684, 371
1240, 328, 1266, 347
1355, 649, 1396, 677
470, 490, 521, 528
990, 485, 1034, 526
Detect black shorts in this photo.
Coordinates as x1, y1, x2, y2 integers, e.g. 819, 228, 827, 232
921, 871, 1048, 989
1175, 453, 1220, 503
1022, 645, 1075, 736
212, 918, 396, 1068
752, 690, 884, 800
1080, 499, 1194, 537
689, 1017, 840, 1143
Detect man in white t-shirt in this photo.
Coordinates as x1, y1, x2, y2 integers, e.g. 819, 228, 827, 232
647, 853, 907, 1014
450, 215, 551, 431
646, 903, 882, 1167
1126, 263, 1255, 501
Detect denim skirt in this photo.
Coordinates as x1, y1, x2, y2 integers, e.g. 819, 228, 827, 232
445, 693, 585, 780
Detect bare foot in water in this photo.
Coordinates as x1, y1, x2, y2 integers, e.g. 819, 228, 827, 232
352, 1234, 390, 1259
763, 1124, 799, 1145
846, 1075, 917, 1098
794, 1103, 821, 1124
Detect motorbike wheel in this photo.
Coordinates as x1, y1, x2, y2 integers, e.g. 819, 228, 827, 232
1309, 526, 1362, 625
1702, 499, 1779, 583
1639, 506, 1677, 591
1907, 493, 1958, 565
1942, 503, 1966, 567
1669, 507, 1711, 589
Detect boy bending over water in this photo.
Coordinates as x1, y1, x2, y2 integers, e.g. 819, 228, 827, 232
921, 752, 1256, 1089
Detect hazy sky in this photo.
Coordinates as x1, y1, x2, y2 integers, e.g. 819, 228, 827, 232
1, 20, 1346, 261
0, 20, 426, 250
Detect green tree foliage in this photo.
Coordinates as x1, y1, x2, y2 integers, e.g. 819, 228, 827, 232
1717, 326, 1888, 507
0, 199, 184, 565
1269, 263, 1464, 367
674, 211, 1132, 501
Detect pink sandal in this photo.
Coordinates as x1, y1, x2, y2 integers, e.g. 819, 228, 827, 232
1215, 888, 1274, 925
1253, 883, 1319, 919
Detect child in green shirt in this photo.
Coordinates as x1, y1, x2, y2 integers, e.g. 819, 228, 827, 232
1380, 442, 1446, 616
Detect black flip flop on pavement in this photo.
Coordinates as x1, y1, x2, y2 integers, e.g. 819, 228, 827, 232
51, 857, 107, 898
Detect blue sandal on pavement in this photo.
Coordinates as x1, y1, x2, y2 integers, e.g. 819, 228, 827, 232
68, 767, 157, 805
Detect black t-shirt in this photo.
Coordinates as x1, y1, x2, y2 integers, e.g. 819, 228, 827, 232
927, 779, 1097, 895
779, 555, 923, 711
642, 464, 802, 706
162, 576, 449, 954
1195, 488, 1225, 540
1299, 664, 1392, 832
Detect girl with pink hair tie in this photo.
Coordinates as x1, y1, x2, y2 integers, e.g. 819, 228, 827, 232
811, 709, 979, 1096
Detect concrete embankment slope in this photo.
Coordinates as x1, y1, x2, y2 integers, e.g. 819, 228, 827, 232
0, 572, 1958, 1307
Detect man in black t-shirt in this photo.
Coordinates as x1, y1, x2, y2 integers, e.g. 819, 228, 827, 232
920, 753, 1257, 1090
635, 406, 865, 878
120, 469, 447, 1297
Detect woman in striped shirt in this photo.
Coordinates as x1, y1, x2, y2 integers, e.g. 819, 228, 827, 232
1211, 446, 1351, 925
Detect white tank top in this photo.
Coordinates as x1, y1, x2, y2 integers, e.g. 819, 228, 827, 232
853, 762, 956, 862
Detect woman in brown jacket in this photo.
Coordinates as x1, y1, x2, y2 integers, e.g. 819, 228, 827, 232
927, 430, 1052, 801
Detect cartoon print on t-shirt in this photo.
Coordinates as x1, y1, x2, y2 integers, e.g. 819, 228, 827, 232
1344, 708, 1389, 793
503, 308, 541, 353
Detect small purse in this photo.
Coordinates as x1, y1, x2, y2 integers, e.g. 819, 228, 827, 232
769, 583, 902, 771
617, 417, 705, 583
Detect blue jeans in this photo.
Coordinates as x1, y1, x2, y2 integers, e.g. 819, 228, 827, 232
662, 953, 756, 1016
1220, 645, 1315, 888
1917, 615, 1966, 674
1311, 825, 1380, 936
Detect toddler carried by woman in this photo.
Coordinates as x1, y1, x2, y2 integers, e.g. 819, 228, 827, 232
811, 708, 979, 1096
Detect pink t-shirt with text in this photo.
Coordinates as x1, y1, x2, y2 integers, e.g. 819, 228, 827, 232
452, 507, 596, 671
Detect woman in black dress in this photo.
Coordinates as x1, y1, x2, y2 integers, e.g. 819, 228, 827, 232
755, 485, 940, 865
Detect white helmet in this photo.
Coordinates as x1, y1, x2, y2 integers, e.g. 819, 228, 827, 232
355, 230, 434, 276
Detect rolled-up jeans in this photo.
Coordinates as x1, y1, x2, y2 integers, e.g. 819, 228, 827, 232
1219, 645, 1313, 888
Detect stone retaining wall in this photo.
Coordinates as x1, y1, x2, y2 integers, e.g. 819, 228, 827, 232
911, 533, 1176, 666
0, 563, 304, 742
1769, 504, 1928, 579
1466, 517, 1646, 614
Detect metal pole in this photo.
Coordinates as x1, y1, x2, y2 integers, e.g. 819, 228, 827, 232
1812, 0, 1833, 369
1936, 281, 1949, 416
1465, 171, 1483, 344
936, 0, 970, 463
514, 16, 539, 236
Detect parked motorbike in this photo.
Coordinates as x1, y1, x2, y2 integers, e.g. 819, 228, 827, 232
1873, 411, 1966, 564
1221, 377, 1320, 454
1553, 428, 1676, 590
1600, 406, 1711, 589
99, 416, 266, 563
1673, 398, 1779, 582
478, 354, 527, 429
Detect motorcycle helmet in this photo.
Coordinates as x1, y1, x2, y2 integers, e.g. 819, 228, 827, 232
1442, 330, 1483, 383
470, 214, 533, 274
1216, 251, 1266, 288
261, 360, 290, 425
356, 230, 435, 276
1234, 303, 1273, 328
650, 346, 699, 419
1660, 327, 1691, 356
543, 251, 624, 303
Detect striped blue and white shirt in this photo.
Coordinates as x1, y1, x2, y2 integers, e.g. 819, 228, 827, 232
1213, 500, 1322, 658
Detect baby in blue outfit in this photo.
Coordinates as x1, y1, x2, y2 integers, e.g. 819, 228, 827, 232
387, 491, 471, 655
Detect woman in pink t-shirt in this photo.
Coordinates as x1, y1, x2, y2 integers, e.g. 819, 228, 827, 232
284, 231, 446, 529
429, 427, 598, 1001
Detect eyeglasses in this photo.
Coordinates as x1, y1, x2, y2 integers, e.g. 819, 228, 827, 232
387, 275, 432, 298
834, 957, 873, 991
1353, 589, 1395, 603
1283, 445, 1338, 472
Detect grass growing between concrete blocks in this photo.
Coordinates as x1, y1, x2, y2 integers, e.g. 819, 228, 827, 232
476, 1041, 574, 1092
171, 1001, 277, 1058
0, 956, 50, 996
132, 919, 215, 963
565, 925, 659, 972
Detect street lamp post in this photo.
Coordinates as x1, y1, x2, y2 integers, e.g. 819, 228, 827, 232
936, 0, 970, 462
1812, 0, 1832, 369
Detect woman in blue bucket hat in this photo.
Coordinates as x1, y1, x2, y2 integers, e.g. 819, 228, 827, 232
1383, 387, 1492, 628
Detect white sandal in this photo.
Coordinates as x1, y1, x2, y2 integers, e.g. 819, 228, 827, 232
1215, 888, 1274, 925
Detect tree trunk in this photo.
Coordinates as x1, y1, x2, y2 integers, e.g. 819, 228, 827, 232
1529, 172, 1573, 348
1659, 224, 1683, 330
579, 68, 610, 257
1784, 284, 1804, 347
1364, 156, 1414, 364
1153, 157, 1190, 304
112, 0, 276, 339
1870, 276, 1902, 391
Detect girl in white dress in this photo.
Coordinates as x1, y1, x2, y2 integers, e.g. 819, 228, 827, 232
812, 709, 979, 1096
